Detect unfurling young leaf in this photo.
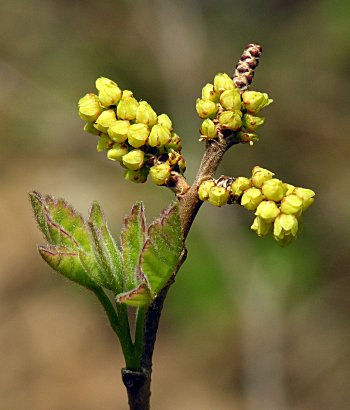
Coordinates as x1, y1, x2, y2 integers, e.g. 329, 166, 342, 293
43, 194, 92, 252
78, 250, 108, 289
38, 245, 97, 289
116, 283, 152, 307
30, 192, 124, 291
120, 202, 146, 291
140, 202, 183, 296
29, 191, 52, 242
115, 202, 184, 306
88, 202, 123, 293
29, 191, 91, 252
31, 192, 184, 306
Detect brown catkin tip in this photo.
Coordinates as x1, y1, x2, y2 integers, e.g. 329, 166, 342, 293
233, 43, 262, 91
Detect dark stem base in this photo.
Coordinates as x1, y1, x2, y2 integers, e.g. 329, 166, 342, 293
122, 369, 151, 410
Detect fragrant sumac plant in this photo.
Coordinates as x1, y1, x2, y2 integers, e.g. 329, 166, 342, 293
29, 43, 315, 410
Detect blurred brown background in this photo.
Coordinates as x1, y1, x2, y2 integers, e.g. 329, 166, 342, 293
1, 0, 349, 409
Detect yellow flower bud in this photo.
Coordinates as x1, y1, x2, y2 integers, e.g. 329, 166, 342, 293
284, 183, 296, 196
122, 149, 145, 170
196, 98, 218, 119
213, 73, 234, 93
94, 109, 117, 133
218, 110, 242, 131
294, 187, 315, 211
148, 124, 171, 147
251, 166, 274, 188
95, 77, 115, 91
251, 216, 273, 237
97, 135, 112, 152
166, 133, 182, 151
242, 91, 273, 114
122, 90, 133, 98
242, 113, 265, 132
107, 143, 129, 161
166, 151, 186, 173
177, 157, 186, 174
149, 163, 171, 186
127, 123, 150, 148
96, 77, 122, 107
136, 101, 157, 126
255, 200, 280, 223
231, 177, 251, 197
280, 194, 303, 215
200, 119, 217, 139
117, 93, 139, 121
167, 151, 182, 166
78, 93, 102, 122
238, 131, 259, 144
157, 114, 172, 130
241, 187, 263, 211
84, 122, 101, 136
198, 180, 215, 201
201, 83, 220, 102
273, 213, 298, 247
124, 167, 149, 183
262, 178, 287, 202
219, 88, 241, 111
108, 120, 130, 143
208, 186, 229, 207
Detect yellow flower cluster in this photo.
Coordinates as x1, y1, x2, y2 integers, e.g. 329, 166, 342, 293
198, 166, 315, 246
78, 77, 185, 185
196, 73, 273, 145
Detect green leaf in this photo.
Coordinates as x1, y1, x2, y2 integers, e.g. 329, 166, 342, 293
38, 245, 96, 289
120, 202, 146, 290
116, 283, 152, 307
88, 222, 122, 292
43, 194, 91, 252
30, 191, 78, 249
29, 191, 52, 242
78, 250, 108, 288
88, 200, 106, 227
46, 217, 79, 249
140, 202, 183, 295
30, 192, 117, 291
29, 191, 91, 252
87, 202, 123, 292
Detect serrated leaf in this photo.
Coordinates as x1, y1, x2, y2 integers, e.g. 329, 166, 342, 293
116, 283, 152, 307
88, 202, 123, 292
38, 245, 96, 289
140, 202, 183, 295
120, 202, 146, 290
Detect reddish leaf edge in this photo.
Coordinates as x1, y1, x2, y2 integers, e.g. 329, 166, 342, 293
120, 201, 146, 252
137, 201, 184, 297
116, 283, 152, 307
